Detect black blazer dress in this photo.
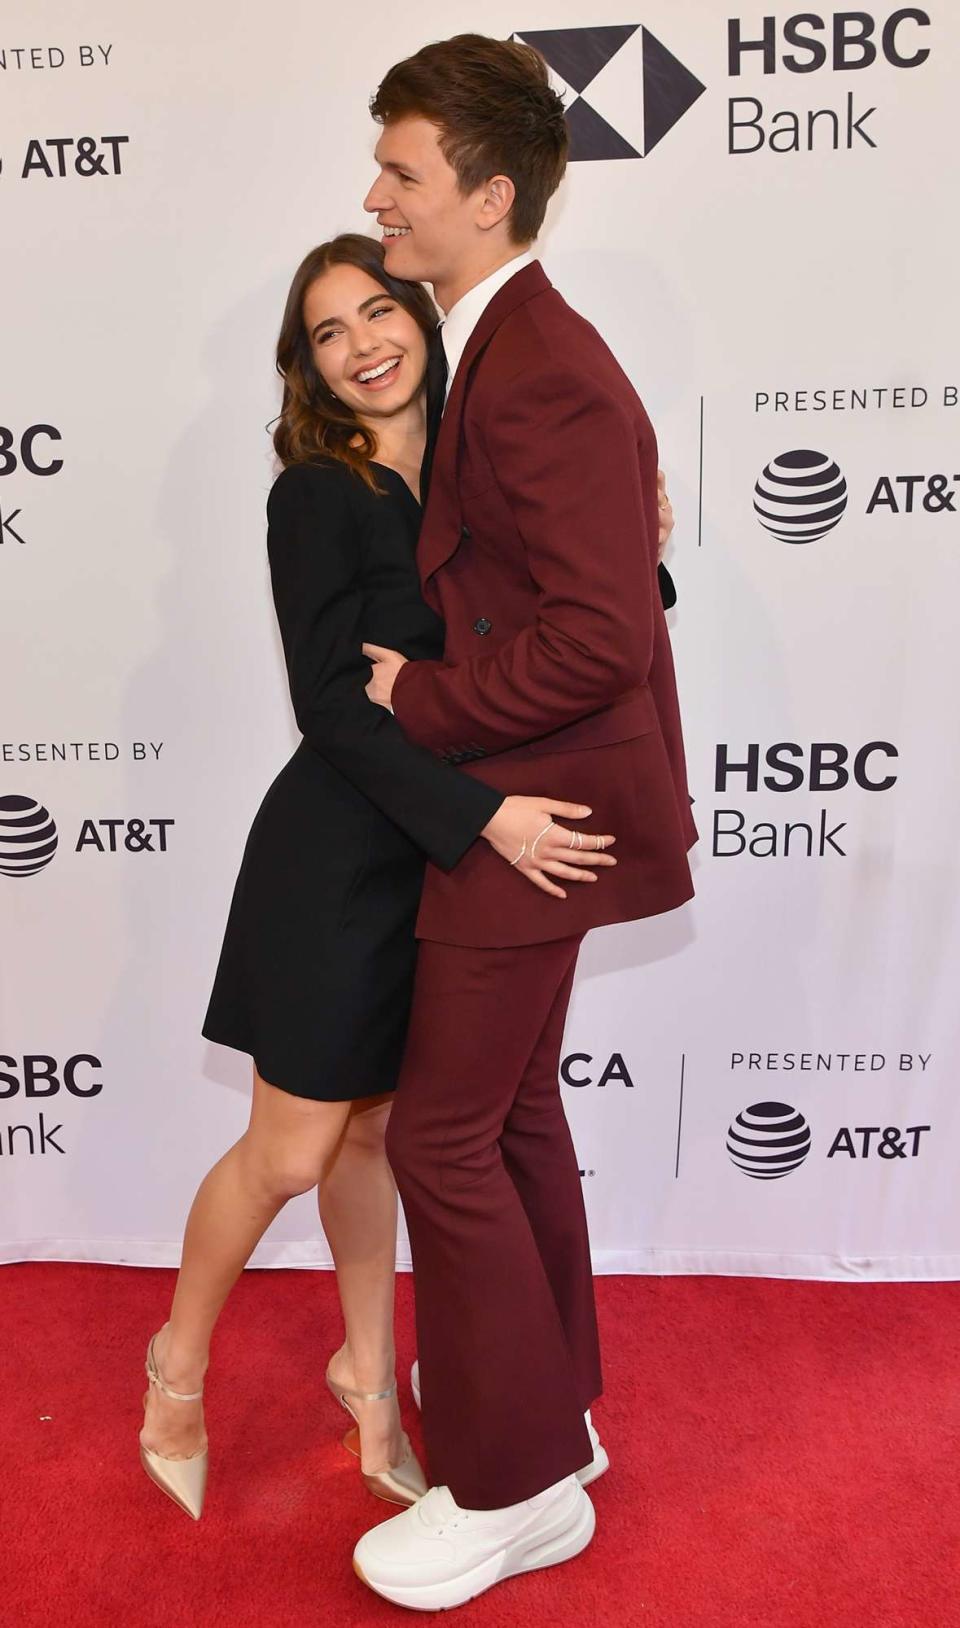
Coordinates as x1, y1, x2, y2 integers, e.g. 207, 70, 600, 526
202, 458, 503, 1100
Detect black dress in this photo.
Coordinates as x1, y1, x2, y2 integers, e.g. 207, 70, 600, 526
202, 458, 503, 1100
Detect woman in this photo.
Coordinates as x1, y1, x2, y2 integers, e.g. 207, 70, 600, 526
139, 234, 620, 1521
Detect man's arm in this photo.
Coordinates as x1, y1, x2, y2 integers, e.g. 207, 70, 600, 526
391, 365, 656, 756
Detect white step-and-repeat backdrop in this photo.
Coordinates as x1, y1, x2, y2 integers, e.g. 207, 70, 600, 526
3, 3, 958, 1277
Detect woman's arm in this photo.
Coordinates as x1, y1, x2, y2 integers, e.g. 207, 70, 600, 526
267, 463, 503, 872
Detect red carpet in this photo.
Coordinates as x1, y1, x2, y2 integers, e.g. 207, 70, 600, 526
5, 1266, 959, 1627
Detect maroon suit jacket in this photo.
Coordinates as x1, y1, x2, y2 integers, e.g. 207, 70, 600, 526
392, 260, 697, 947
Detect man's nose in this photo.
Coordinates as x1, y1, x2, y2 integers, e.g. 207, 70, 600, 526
363, 176, 389, 213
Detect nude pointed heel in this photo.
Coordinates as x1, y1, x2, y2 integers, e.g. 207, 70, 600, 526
139, 1333, 208, 1521
325, 1367, 427, 1507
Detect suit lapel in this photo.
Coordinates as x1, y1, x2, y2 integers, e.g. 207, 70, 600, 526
418, 261, 552, 600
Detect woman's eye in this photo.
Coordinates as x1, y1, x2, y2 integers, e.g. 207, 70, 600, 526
317, 330, 339, 345
370, 305, 394, 320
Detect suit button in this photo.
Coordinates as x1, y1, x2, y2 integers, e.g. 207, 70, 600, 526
460, 524, 472, 540
473, 617, 492, 636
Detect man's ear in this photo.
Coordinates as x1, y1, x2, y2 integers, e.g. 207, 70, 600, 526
477, 174, 516, 232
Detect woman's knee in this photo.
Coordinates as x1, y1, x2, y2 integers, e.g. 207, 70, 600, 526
342, 1093, 392, 1156
237, 1132, 326, 1201
242, 1072, 350, 1199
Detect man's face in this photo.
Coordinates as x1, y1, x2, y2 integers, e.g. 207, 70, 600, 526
363, 116, 488, 300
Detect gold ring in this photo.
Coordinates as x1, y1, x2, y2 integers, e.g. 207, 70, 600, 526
530, 820, 556, 861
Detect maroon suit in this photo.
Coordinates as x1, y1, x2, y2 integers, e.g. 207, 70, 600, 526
386, 260, 696, 1507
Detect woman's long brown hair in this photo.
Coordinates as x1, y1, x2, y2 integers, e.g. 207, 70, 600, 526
273, 233, 437, 492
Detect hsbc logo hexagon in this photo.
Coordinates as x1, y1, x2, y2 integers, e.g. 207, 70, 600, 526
512, 24, 706, 159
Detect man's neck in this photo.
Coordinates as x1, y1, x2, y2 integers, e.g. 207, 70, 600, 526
434, 244, 534, 317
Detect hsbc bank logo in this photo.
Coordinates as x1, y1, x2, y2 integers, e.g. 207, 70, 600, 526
512, 25, 705, 159
514, 12, 932, 162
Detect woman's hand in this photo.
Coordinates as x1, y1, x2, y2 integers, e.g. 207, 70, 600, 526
481, 796, 617, 899
657, 468, 675, 559
363, 642, 407, 710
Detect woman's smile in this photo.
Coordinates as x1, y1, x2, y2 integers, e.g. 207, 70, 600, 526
352, 354, 404, 391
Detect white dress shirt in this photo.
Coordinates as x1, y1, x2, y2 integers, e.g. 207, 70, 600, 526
440, 251, 536, 404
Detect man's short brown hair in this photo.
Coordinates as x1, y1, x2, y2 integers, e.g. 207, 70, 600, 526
370, 33, 569, 244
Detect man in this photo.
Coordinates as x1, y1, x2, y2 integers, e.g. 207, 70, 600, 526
354, 34, 697, 1611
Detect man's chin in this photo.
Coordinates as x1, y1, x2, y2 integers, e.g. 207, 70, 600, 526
383, 239, 431, 284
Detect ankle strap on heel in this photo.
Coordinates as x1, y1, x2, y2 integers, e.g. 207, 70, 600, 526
326, 1366, 397, 1404
146, 1335, 204, 1403
335, 1380, 397, 1403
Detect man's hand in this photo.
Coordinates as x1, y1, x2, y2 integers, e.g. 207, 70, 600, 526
363, 642, 408, 710
657, 468, 675, 559
482, 796, 617, 899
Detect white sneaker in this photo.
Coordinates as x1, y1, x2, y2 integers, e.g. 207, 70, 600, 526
410, 1360, 609, 1487
580, 1408, 610, 1487
352, 1475, 595, 1611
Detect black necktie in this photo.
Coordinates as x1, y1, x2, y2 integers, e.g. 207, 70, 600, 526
420, 323, 448, 508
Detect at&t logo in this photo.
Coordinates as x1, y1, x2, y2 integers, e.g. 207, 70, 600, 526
0, 795, 58, 876
2, 136, 129, 179
727, 1099, 932, 1177
754, 450, 848, 543
754, 449, 959, 543
727, 1101, 812, 1179
0, 793, 175, 875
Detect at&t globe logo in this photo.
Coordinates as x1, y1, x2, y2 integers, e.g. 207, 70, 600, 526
727, 1100, 811, 1179
754, 449, 848, 543
0, 794, 58, 877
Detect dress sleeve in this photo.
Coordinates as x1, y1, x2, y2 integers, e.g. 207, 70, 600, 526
266, 464, 503, 872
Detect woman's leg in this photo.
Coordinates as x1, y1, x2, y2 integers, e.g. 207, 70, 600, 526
141, 1069, 353, 1459
318, 1093, 405, 1473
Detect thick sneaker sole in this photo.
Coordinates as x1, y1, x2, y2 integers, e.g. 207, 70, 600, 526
577, 1443, 610, 1486
412, 1363, 609, 1488
353, 1482, 596, 1612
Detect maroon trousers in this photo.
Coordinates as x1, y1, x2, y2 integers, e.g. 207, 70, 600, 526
385, 934, 602, 1509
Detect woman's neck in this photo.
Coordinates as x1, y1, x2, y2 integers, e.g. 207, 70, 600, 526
360, 398, 426, 473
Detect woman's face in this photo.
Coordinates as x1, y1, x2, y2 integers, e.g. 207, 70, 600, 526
303, 263, 429, 421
